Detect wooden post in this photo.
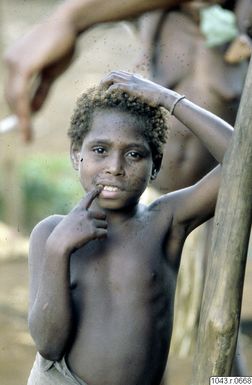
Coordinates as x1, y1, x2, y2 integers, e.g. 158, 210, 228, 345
192, 57, 252, 384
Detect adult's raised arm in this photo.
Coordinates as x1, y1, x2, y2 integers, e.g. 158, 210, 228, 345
4, 0, 187, 142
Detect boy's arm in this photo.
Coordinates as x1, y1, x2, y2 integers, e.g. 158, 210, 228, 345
28, 188, 107, 361
101, 71, 233, 231
28, 215, 73, 361
159, 90, 232, 232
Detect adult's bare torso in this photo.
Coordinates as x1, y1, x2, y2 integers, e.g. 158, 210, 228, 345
66, 209, 178, 385
150, 9, 247, 192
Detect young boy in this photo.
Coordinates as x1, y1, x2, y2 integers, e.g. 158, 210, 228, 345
27, 70, 233, 385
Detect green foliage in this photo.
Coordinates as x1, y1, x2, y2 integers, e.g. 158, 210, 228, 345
19, 154, 82, 233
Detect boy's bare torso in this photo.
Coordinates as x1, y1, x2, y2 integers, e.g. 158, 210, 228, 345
50, 203, 181, 385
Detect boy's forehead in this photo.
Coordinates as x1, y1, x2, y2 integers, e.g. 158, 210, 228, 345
80, 108, 151, 149
90, 108, 145, 135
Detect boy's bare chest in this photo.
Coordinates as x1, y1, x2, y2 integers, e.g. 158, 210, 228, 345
69, 219, 171, 296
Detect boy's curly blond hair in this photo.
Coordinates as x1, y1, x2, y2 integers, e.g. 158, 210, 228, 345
68, 86, 169, 166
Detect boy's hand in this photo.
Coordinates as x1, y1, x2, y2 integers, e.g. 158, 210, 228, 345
49, 187, 107, 255
101, 70, 176, 108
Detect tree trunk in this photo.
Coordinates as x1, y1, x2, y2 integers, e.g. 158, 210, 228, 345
192, 57, 252, 384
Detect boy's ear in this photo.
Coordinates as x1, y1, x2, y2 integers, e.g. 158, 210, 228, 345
70, 143, 81, 171
151, 154, 163, 180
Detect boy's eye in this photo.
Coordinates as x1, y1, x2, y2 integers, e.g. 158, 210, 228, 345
127, 151, 142, 159
93, 146, 106, 154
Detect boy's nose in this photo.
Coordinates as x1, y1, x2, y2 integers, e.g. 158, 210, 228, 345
105, 153, 125, 176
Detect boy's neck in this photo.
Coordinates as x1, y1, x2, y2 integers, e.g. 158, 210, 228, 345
95, 202, 141, 226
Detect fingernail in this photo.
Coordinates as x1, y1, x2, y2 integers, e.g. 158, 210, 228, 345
96, 184, 103, 192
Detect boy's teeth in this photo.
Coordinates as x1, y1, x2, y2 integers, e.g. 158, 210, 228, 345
103, 185, 119, 192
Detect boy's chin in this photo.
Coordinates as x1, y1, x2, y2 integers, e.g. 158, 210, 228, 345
98, 196, 139, 211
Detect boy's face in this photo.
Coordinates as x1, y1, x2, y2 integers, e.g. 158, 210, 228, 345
74, 108, 153, 210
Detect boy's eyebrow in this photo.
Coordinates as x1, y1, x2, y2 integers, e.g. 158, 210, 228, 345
86, 139, 150, 151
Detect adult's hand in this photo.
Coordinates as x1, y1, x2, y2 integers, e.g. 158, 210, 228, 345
4, 14, 77, 141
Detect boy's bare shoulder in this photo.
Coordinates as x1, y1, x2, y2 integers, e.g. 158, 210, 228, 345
29, 214, 64, 249
147, 191, 176, 216
32, 214, 64, 234
145, 193, 175, 230
147, 167, 218, 235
